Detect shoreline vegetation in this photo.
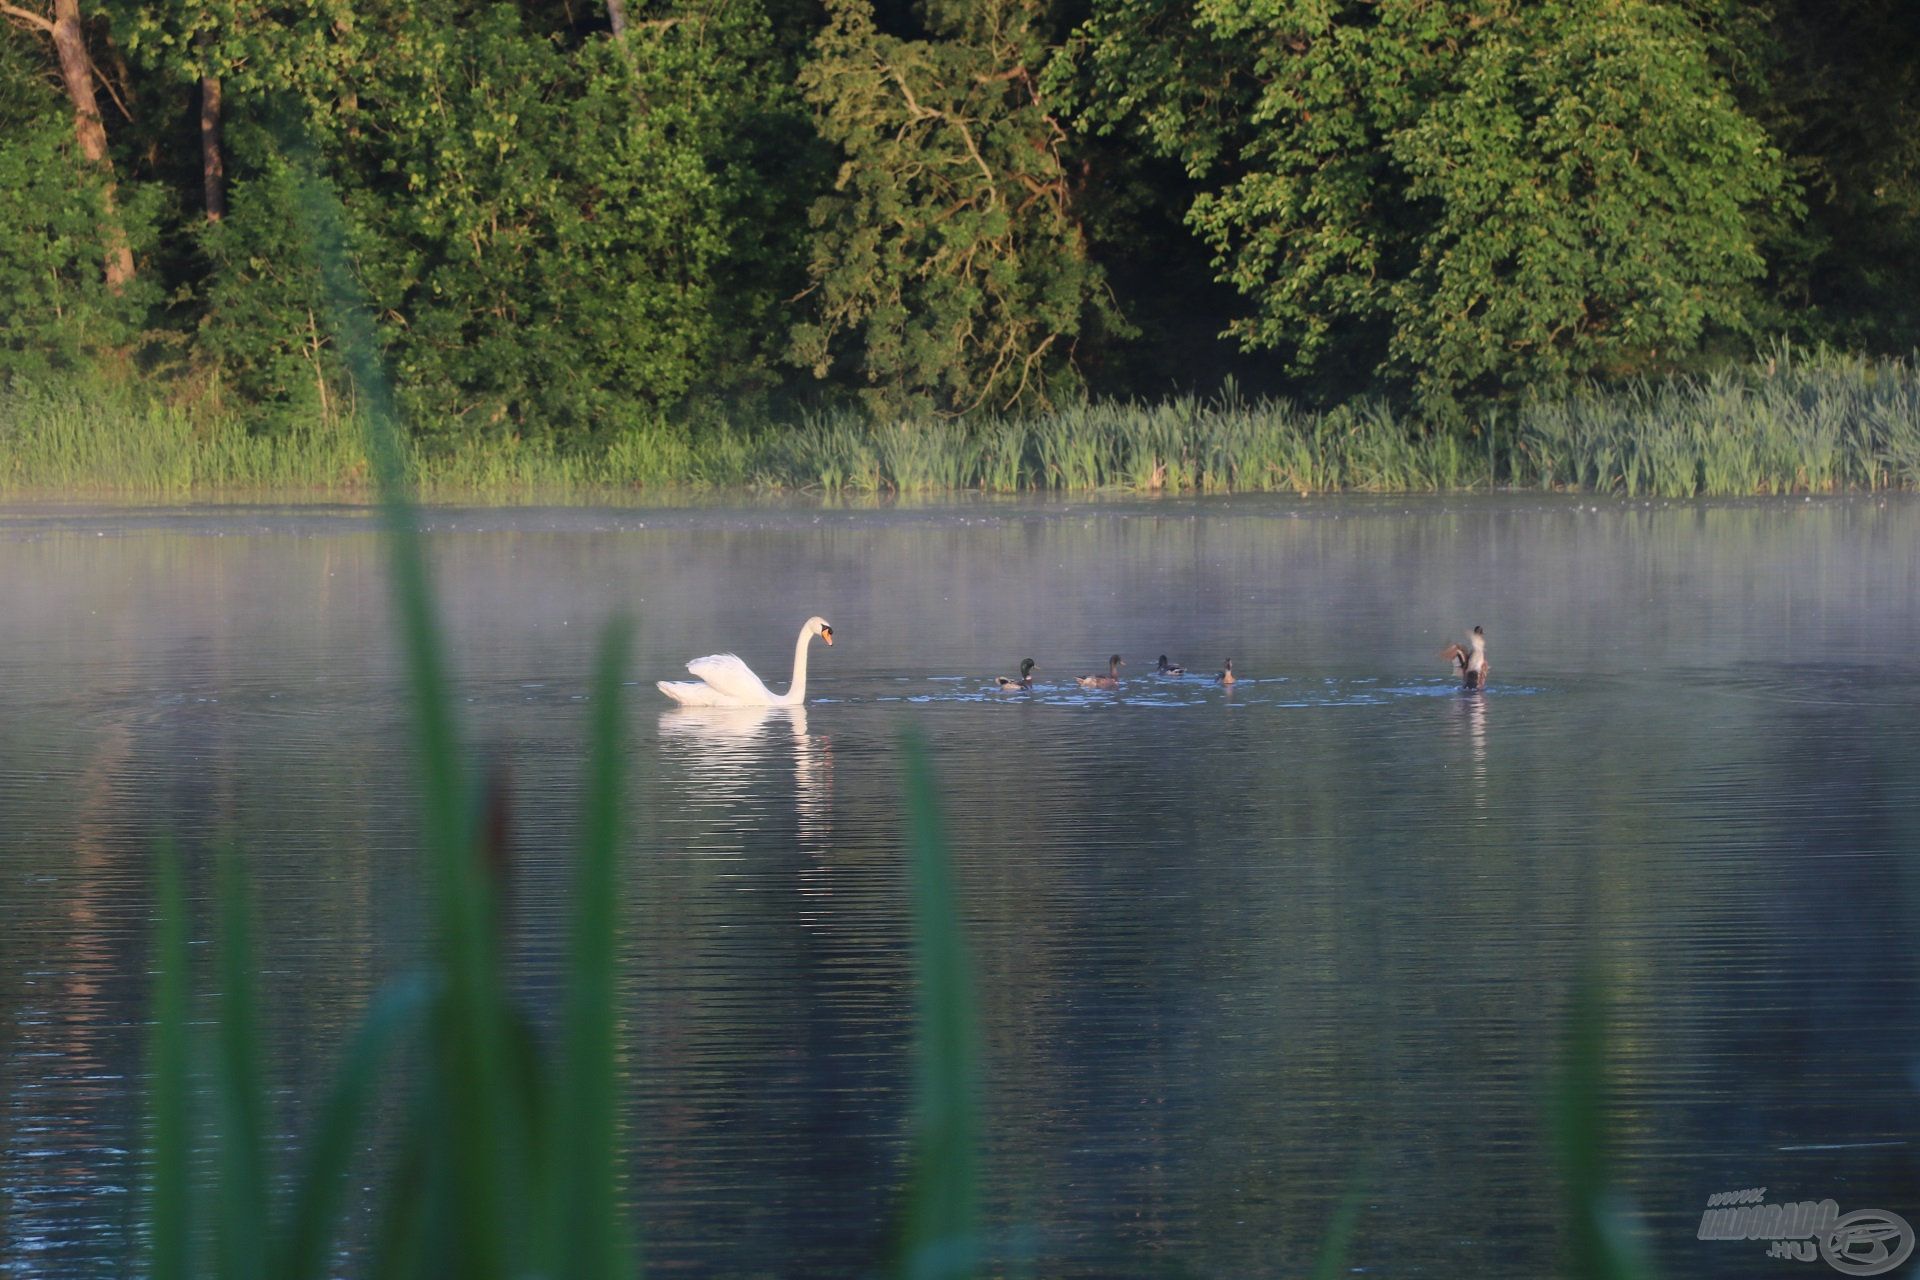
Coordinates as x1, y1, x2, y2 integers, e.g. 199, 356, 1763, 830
4, 345, 1919, 501
10, 0, 1920, 522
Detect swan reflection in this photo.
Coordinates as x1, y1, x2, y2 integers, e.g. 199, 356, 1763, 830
657, 705, 832, 840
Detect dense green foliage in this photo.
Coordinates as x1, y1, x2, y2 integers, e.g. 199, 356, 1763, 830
0, 37, 155, 380
793, 0, 1116, 415
1054, 0, 1789, 411
2, 0, 1919, 471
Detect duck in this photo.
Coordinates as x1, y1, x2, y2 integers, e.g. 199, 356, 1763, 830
1440, 626, 1491, 690
1155, 654, 1185, 676
657, 616, 834, 706
996, 658, 1037, 690
1076, 655, 1125, 689
1214, 658, 1235, 686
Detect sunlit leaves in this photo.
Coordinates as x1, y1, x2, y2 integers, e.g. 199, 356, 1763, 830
793, 0, 1120, 416
1055, 0, 1791, 412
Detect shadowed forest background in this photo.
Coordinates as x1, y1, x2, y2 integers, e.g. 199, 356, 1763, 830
3, 0, 1919, 486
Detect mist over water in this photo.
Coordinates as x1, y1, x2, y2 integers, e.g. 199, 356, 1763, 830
2, 495, 1917, 1277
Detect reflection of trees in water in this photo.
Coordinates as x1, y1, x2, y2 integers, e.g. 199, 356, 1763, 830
631, 655, 1920, 1275
0, 721, 140, 1270
0, 537, 404, 1269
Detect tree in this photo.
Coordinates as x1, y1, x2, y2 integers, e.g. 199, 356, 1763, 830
1056, 0, 1791, 411
195, 149, 352, 428
2, 0, 137, 288
792, 0, 1118, 416
1733, 0, 1920, 350
0, 32, 152, 374
130, 0, 804, 442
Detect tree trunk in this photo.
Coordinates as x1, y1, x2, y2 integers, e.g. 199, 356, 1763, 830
605, 0, 629, 36
49, 0, 134, 288
200, 70, 225, 221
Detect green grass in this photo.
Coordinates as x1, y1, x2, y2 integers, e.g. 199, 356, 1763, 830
1515, 344, 1920, 497
8, 341, 1920, 499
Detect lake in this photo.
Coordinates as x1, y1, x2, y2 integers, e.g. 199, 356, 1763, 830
1, 495, 1916, 1277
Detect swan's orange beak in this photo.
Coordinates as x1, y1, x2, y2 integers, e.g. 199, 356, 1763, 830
822, 626, 834, 646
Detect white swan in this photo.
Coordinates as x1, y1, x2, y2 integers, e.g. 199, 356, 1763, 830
656, 616, 834, 706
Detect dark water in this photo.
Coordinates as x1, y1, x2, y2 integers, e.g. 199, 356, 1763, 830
2, 495, 1917, 1277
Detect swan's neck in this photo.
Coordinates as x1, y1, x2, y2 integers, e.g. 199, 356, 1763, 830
784, 625, 813, 704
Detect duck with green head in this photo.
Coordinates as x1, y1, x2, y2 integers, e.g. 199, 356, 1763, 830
996, 658, 1037, 690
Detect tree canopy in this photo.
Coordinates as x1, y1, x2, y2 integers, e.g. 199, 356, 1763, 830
1, 0, 1914, 438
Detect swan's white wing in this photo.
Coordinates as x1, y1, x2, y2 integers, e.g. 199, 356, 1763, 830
685, 653, 779, 704
658, 679, 735, 706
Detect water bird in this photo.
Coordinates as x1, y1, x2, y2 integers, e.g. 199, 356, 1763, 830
1440, 626, 1491, 690
1156, 654, 1185, 676
1076, 655, 1125, 689
1214, 659, 1235, 686
657, 616, 834, 706
996, 658, 1037, 690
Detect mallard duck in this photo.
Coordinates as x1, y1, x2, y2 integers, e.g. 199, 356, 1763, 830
1214, 658, 1235, 686
1156, 654, 1185, 676
1076, 655, 1124, 689
1439, 626, 1491, 690
996, 658, 1037, 690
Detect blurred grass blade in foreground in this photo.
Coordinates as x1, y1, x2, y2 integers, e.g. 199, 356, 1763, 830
894, 731, 980, 1280
148, 844, 191, 1280
134, 137, 644, 1280
550, 619, 638, 1280
1554, 965, 1659, 1280
213, 846, 268, 1280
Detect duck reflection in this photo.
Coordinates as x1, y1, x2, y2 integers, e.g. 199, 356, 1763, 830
1449, 689, 1490, 811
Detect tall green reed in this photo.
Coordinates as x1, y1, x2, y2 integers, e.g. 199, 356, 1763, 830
1553, 965, 1659, 1280
895, 733, 980, 1280
135, 135, 642, 1278
148, 847, 190, 1280
14, 340, 1920, 498
136, 140, 991, 1280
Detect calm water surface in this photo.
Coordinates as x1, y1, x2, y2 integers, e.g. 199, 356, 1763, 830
1, 495, 1917, 1277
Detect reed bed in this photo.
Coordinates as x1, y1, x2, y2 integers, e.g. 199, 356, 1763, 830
1515, 346, 1920, 496
771, 349, 1920, 497
16, 346, 1912, 501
